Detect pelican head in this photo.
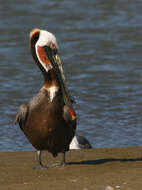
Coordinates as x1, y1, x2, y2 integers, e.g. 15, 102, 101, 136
30, 28, 60, 73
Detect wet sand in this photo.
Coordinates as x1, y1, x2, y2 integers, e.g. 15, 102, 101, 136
0, 147, 142, 190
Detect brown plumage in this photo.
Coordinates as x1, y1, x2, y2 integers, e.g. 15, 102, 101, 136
15, 29, 76, 168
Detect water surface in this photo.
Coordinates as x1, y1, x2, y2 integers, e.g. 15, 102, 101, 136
0, 0, 142, 151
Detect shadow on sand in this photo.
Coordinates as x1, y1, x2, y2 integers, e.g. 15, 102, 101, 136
68, 157, 142, 165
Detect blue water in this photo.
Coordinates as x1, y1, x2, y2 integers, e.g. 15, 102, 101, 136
0, 0, 142, 151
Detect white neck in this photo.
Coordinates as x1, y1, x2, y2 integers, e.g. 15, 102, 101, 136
47, 86, 59, 102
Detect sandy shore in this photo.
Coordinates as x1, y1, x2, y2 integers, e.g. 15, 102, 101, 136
0, 147, 142, 190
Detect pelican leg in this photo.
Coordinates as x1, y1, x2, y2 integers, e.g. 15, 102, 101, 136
60, 152, 66, 166
50, 152, 67, 168
34, 150, 48, 169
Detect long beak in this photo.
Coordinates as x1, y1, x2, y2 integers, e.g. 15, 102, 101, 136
53, 55, 76, 122
44, 46, 73, 108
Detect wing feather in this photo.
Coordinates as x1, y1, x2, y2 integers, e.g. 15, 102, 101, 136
15, 104, 29, 131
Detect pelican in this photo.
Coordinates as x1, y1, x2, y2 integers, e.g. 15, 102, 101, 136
15, 28, 77, 169
70, 135, 92, 149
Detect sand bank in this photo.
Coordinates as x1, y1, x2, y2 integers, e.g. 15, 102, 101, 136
0, 147, 142, 190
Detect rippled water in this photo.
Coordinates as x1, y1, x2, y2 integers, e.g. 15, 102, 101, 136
0, 0, 142, 151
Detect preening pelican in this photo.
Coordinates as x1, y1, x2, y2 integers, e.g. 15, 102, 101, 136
15, 29, 77, 169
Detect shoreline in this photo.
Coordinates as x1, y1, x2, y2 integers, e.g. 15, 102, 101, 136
0, 146, 142, 190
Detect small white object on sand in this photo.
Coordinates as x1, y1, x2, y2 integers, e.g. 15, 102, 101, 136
69, 135, 92, 149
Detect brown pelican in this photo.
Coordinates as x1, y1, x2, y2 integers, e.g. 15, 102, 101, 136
15, 28, 77, 169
